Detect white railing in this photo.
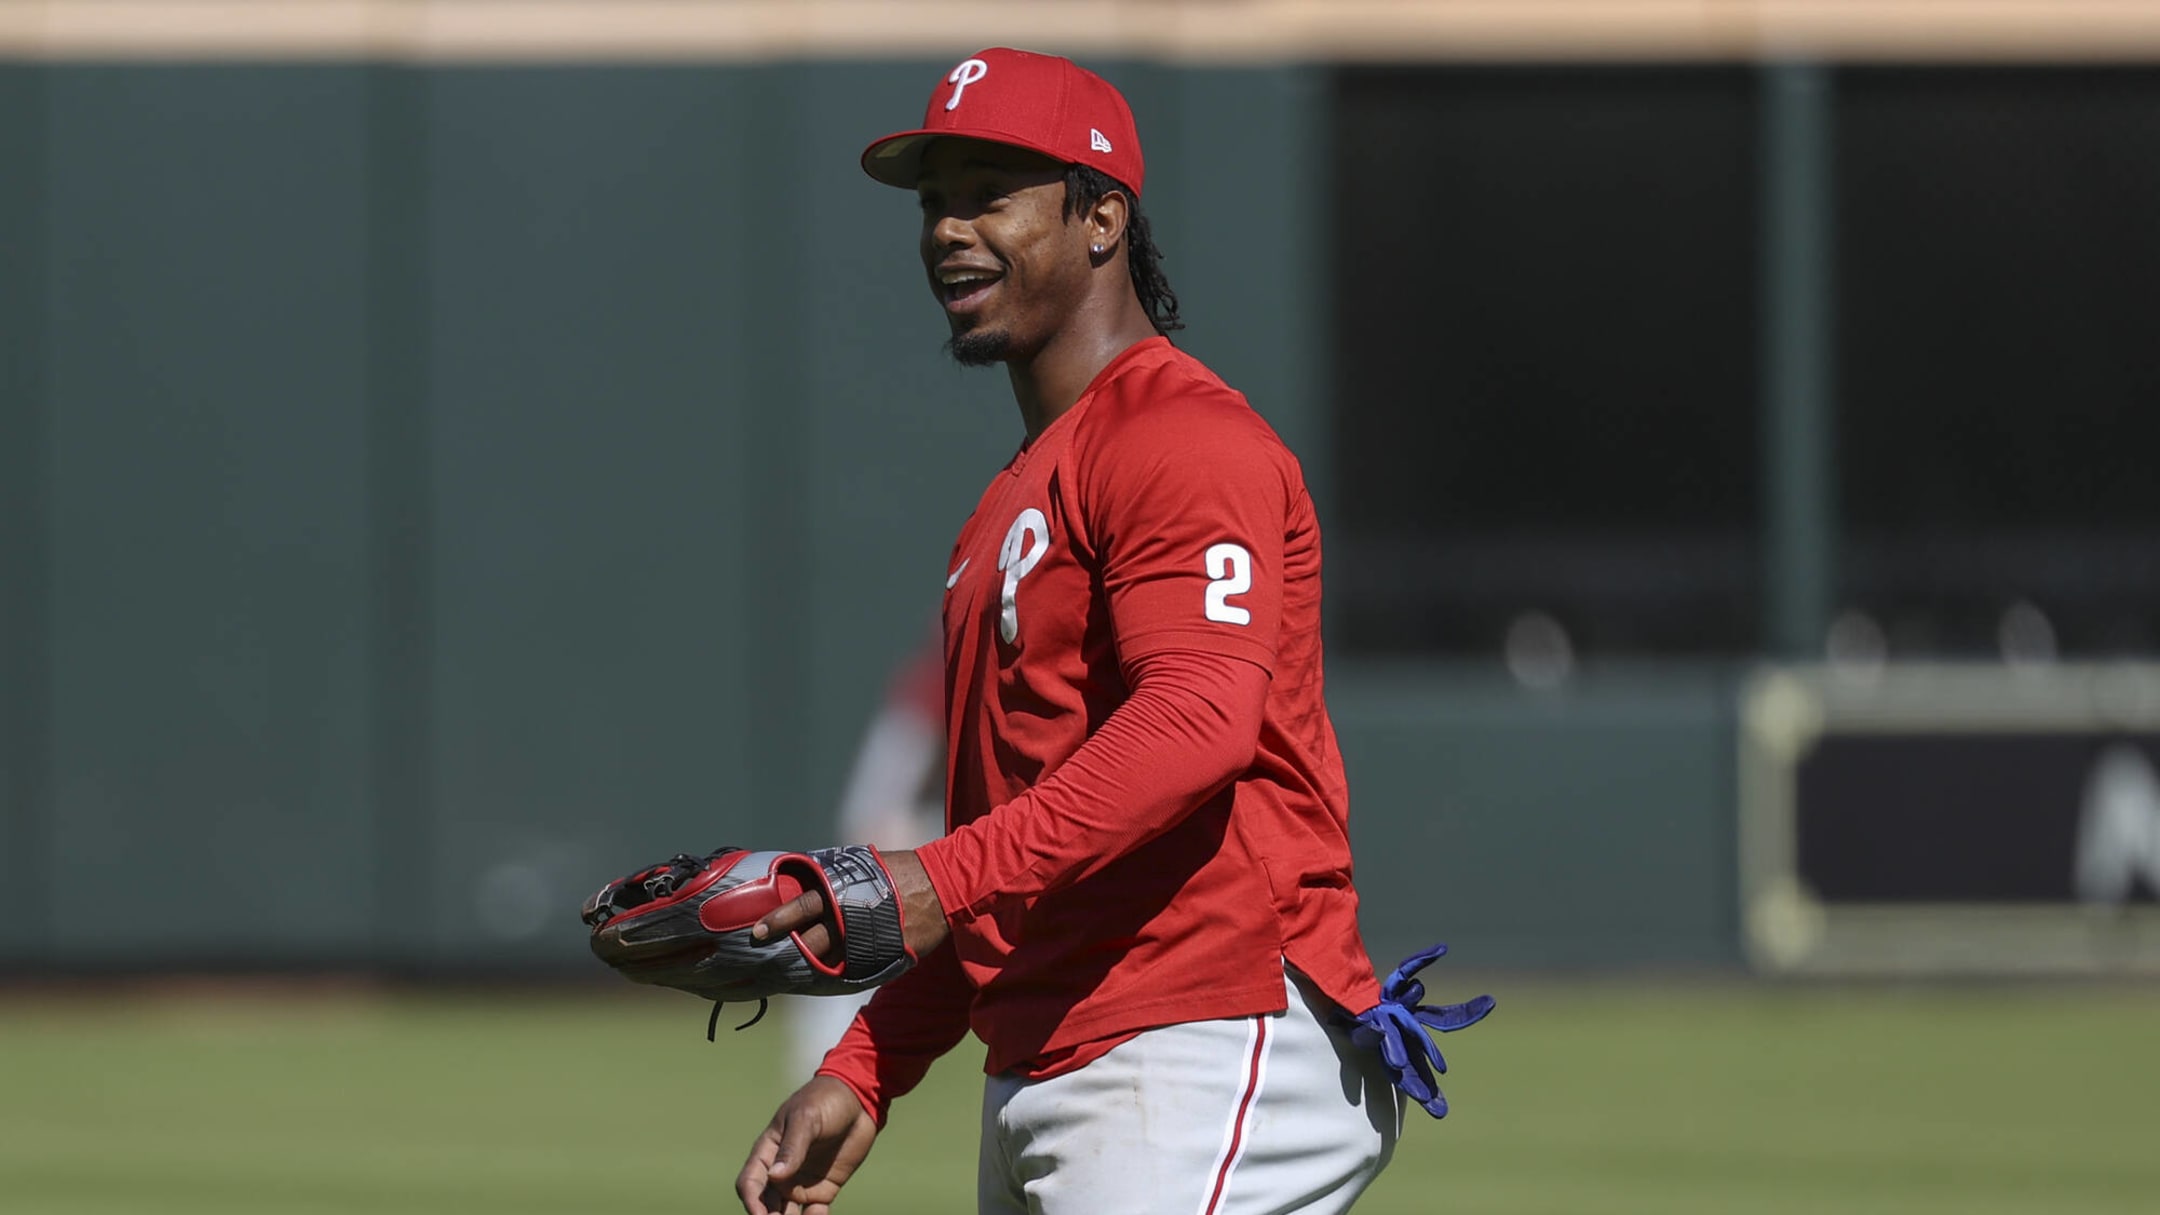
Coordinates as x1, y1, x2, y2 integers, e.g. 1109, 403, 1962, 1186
3, 1, 2159, 63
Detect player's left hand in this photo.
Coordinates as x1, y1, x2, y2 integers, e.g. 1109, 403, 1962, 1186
754, 848, 948, 963
582, 845, 919, 1006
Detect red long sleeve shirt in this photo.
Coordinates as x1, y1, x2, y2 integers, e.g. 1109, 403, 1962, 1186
819, 338, 1382, 1123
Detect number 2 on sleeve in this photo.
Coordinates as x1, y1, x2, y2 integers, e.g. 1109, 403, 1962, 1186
1204, 543, 1253, 626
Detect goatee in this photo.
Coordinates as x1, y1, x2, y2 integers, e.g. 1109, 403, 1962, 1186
946, 329, 1013, 367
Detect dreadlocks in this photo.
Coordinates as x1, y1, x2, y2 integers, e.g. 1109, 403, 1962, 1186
1064, 164, 1183, 336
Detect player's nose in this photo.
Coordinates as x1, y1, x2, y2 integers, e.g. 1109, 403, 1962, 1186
928, 211, 976, 254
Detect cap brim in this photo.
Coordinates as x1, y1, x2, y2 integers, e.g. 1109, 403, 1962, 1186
860, 131, 938, 188
860, 127, 1077, 190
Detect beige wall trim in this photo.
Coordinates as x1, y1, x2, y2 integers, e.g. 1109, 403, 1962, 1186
3, 1, 2160, 63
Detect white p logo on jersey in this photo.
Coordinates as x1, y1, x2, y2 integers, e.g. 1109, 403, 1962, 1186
998, 508, 1050, 644
946, 59, 989, 111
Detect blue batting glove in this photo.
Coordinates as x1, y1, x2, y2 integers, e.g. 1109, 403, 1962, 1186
1349, 943, 1495, 1118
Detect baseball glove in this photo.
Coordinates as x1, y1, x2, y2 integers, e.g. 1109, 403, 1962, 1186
581, 845, 916, 1036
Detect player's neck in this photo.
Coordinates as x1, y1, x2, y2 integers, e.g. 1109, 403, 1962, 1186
1007, 297, 1160, 440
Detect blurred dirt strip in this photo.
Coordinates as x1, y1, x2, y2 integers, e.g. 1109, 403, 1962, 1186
2, 1, 2160, 62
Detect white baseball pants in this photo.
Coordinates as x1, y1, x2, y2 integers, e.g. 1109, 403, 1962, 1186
976, 966, 1402, 1215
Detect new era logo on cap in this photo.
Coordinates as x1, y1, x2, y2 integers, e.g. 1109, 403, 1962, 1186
861, 48, 1147, 196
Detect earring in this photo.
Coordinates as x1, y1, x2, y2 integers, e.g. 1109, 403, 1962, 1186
1092, 244, 1105, 254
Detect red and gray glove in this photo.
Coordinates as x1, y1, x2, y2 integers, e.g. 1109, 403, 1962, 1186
581, 845, 916, 1034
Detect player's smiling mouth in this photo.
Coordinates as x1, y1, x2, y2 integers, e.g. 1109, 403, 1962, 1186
937, 265, 1004, 312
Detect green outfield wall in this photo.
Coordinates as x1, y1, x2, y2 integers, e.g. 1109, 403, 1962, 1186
0, 62, 1738, 972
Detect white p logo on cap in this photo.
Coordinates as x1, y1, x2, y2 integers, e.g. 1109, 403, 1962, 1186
946, 59, 989, 111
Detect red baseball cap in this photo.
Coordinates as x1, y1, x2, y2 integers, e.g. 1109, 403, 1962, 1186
861, 48, 1146, 196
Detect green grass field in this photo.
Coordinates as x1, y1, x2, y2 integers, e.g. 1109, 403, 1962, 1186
3, 979, 2157, 1214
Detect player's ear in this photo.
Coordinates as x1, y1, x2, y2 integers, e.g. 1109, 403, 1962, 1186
1082, 188, 1130, 261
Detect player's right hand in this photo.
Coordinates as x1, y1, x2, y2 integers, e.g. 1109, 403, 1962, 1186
736, 1076, 880, 1215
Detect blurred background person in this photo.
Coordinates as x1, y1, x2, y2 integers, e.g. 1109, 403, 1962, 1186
787, 634, 947, 1081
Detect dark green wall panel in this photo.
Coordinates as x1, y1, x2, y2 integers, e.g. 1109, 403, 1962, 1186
42, 67, 376, 956
0, 67, 47, 959
1335, 668, 1738, 967
422, 69, 755, 962
363, 65, 434, 960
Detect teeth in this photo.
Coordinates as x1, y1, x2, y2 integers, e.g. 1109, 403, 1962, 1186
941, 270, 996, 287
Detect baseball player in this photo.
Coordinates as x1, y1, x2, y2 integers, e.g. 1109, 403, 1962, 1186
579, 46, 1489, 1215
731, 48, 1488, 1215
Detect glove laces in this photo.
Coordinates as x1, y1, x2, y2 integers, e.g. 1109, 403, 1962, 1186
706, 998, 770, 1041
